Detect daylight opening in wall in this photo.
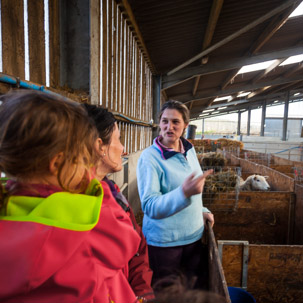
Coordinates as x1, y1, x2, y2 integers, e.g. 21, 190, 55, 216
24, 0, 30, 80
44, 0, 50, 87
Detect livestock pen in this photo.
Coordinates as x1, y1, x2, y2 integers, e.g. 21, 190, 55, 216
205, 150, 303, 303
1, 0, 303, 302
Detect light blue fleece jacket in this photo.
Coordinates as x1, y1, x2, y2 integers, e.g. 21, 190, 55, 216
137, 137, 210, 247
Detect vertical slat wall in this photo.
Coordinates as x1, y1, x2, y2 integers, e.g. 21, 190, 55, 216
94, 0, 153, 154
0, 0, 59, 87
0, 0, 152, 154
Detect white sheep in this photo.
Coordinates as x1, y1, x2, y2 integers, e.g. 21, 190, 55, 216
239, 174, 270, 191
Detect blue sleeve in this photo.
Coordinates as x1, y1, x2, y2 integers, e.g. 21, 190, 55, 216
137, 157, 191, 219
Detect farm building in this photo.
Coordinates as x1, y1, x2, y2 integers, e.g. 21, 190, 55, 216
1, 0, 303, 302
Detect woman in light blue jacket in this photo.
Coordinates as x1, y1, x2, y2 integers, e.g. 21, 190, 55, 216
137, 100, 214, 287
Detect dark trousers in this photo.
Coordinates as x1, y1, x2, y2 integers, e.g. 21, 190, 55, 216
148, 240, 208, 289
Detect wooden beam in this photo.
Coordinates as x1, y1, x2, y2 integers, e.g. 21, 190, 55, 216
283, 61, 303, 78
221, 1, 300, 89
269, 80, 303, 94
192, 77, 200, 96
249, 3, 299, 54
166, 0, 296, 76
121, 0, 156, 74
171, 74, 303, 104
247, 86, 271, 99
193, 0, 224, 96
252, 59, 287, 84
162, 45, 303, 89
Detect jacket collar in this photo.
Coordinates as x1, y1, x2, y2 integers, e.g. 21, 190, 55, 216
154, 136, 193, 160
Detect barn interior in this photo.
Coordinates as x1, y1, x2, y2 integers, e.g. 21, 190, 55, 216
1, 1, 303, 302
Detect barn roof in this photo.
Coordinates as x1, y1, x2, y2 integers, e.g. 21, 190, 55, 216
119, 0, 303, 119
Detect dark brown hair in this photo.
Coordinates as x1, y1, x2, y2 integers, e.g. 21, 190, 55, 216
0, 90, 98, 193
159, 100, 190, 125
82, 103, 116, 145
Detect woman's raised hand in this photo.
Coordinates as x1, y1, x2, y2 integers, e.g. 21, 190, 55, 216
182, 169, 213, 198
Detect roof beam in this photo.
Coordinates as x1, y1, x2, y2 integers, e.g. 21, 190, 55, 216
283, 61, 303, 77
247, 86, 271, 99
162, 45, 303, 89
171, 74, 303, 104
252, 59, 286, 83
166, 0, 297, 76
192, 0, 224, 96
221, 1, 300, 89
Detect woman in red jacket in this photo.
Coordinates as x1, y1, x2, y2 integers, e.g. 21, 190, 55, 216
0, 90, 141, 303
84, 104, 155, 302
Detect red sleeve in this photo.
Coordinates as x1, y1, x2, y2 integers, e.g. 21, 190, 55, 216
128, 207, 155, 300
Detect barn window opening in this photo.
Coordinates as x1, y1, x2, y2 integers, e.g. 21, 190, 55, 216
237, 60, 276, 74
279, 54, 303, 66
44, 0, 50, 87
289, 1, 303, 18
24, 0, 30, 80
237, 91, 251, 97
214, 95, 233, 102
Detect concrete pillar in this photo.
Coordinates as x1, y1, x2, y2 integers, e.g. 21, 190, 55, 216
260, 101, 266, 136
282, 91, 290, 141
152, 75, 161, 139
237, 111, 241, 135
247, 107, 251, 136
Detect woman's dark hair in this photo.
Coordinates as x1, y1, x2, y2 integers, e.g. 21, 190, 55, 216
83, 104, 116, 144
159, 100, 190, 125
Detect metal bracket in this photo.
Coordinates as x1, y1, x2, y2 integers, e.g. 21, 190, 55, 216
217, 240, 249, 290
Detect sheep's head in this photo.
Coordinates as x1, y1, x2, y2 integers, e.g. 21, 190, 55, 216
251, 174, 270, 191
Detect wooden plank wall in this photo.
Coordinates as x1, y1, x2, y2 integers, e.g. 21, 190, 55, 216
225, 153, 295, 191
1, 0, 60, 86
90, 0, 153, 154
222, 244, 303, 303
1, 0, 152, 154
206, 192, 294, 245
294, 184, 303, 244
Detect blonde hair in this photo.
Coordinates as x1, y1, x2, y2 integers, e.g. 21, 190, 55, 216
0, 90, 98, 193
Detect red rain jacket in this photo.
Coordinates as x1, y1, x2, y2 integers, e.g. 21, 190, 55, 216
105, 179, 154, 301
0, 180, 140, 303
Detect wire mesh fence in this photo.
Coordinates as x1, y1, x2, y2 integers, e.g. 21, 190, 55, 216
293, 167, 303, 184
221, 146, 241, 158
242, 150, 273, 166
202, 166, 242, 211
